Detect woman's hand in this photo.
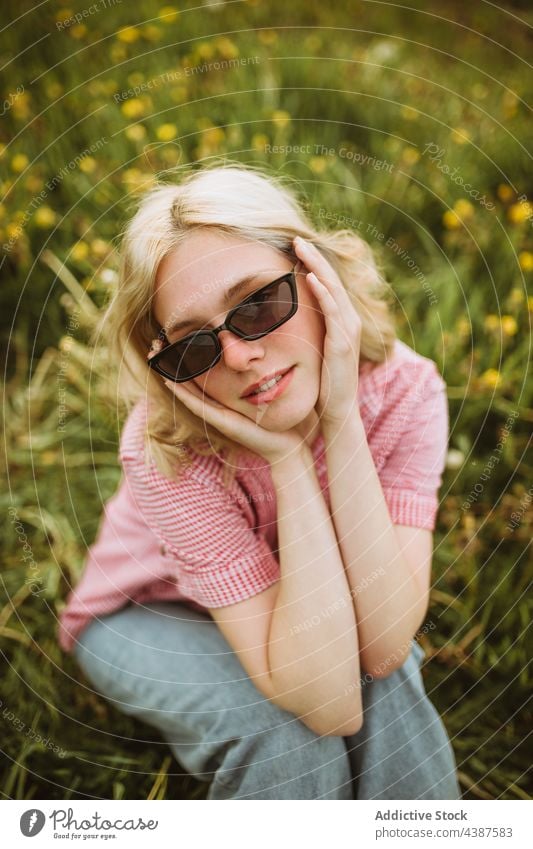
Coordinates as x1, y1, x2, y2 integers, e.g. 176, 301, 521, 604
293, 236, 362, 429
157, 372, 309, 467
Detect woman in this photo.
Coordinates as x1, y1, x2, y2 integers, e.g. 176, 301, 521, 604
58, 161, 460, 800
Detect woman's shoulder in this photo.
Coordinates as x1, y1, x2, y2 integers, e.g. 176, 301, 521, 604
118, 396, 237, 493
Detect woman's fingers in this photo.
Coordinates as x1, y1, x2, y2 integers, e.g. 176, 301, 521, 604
293, 236, 355, 314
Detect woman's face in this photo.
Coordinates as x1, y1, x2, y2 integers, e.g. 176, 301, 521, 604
153, 230, 325, 441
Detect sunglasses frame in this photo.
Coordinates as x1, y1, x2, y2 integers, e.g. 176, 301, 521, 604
147, 263, 299, 383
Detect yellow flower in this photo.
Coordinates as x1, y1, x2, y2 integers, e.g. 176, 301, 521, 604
497, 184, 514, 202
70, 24, 87, 39
6, 223, 22, 241
203, 126, 225, 147
484, 314, 499, 332
122, 168, 155, 193
79, 156, 96, 174
309, 156, 328, 174
451, 127, 471, 144
158, 6, 179, 23
442, 210, 461, 230
258, 30, 278, 45
90, 239, 110, 258
56, 9, 73, 22
120, 98, 145, 119
401, 146, 420, 165
71, 241, 89, 261
196, 42, 214, 60
501, 315, 517, 336
156, 123, 178, 141
401, 105, 418, 120
271, 110, 291, 128
34, 206, 57, 228
251, 133, 269, 151
25, 174, 44, 192
518, 251, 533, 271
454, 198, 475, 219
507, 287, 524, 307
143, 25, 162, 42
117, 26, 140, 43
480, 369, 501, 389
508, 200, 533, 224
125, 124, 147, 141
128, 72, 145, 87
215, 37, 239, 59
46, 82, 63, 99
11, 153, 29, 173
456, 316, 472, 337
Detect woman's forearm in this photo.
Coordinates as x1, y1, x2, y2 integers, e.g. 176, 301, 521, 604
266, 447, 363, 736
322, 412, 428, 677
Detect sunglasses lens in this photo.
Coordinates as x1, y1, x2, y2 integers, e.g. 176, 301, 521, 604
230, 278, 294, 336
155, 334, 219, 381
153, 274, 296, 381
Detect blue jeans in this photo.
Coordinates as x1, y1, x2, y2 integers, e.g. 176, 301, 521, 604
73, 602, 461, 800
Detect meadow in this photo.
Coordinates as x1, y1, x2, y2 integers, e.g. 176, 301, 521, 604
1, 0, 531, 799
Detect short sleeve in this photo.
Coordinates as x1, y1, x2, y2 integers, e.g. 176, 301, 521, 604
120, 451, 281, 609
378, 366, 449, 531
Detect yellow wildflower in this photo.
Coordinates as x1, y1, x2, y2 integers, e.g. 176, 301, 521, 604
456, 316, 472, 337
71, 241, 89, 261
480, 369, 501, 389
70, 24, 87, 39
507, 288, 524, 308
11, 153, 29, 172
484, 315, 499, 332
442, 210, 461, 230
497, 184, 514, 202
156, 123, 178, 141
158, 6, 179, 23
215, 37, 239, 59
518, 251, 533, 271
259, 30, 278, 45
125, 124, 147, 141
451, 127, 471, 144
79, 156, 96, 174
508, 201, 533, 224
6, 223, 22, 241
401, 146, 420, 165
501, 315, 517, 336
251, 133, 269, 152
90, 239, 110, 258
34, 206, 57, 228
309, 156, 328, 174
120, 98, 145, 119
117, 26, 140, 43
271, 110, 291, 128
123, 168, 155, 193
143, 25, 162, 42
401, 105, 418, 120
56, 9, 73, 22
454, 198, 475, 219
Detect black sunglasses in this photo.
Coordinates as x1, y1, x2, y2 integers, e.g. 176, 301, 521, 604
147, 264, 299, 383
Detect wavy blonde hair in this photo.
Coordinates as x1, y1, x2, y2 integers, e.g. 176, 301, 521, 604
99, 159, 397, 483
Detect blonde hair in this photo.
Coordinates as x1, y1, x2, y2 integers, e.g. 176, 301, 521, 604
100, 159, 397, 482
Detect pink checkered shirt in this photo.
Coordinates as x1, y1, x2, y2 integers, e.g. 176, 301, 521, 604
58, 339, 449, 652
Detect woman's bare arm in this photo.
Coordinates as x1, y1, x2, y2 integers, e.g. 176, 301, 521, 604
268, 446, 362, 733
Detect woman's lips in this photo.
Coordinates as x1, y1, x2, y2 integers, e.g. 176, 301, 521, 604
242, 366, 296, 405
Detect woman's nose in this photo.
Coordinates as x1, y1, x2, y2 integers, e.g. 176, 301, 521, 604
217, 329, 265, 370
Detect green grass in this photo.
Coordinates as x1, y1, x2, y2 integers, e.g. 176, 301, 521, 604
1, 0, 532, 799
